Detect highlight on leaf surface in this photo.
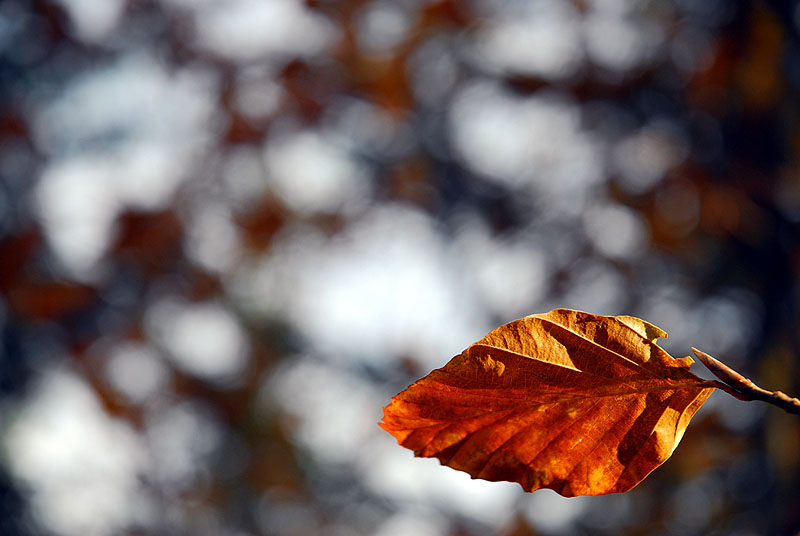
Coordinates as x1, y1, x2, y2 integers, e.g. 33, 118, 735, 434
379, 308, 716, 497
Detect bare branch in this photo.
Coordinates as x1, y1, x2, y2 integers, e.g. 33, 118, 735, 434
692, 348, 800, 416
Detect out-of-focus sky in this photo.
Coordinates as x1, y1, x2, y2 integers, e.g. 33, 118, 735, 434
1, 0, 799, 535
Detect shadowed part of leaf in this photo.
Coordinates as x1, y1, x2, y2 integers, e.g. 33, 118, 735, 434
380, 309, 714, 496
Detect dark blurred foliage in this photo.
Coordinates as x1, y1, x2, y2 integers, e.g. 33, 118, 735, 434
1, 0, 800, 535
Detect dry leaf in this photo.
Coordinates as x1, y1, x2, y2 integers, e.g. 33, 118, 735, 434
379, 309, 715, 496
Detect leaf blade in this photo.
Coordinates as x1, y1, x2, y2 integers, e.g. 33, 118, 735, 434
380, 309, 715, 496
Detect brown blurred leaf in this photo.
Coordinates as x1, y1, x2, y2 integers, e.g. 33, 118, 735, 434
0, 228, 41, 293
280, 59, 340, 120
225, 111, 267, 144
112, 209, 183, 273
9, 280, 95, 320
736, 5, 783, 112
380, 309, 715, 496
420, 0, 471, 28
236, 196, 287, 251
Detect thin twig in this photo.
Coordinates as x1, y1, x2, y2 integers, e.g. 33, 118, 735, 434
692, 348, 800, 416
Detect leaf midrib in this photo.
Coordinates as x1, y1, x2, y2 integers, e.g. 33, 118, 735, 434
415, 376, 715, 411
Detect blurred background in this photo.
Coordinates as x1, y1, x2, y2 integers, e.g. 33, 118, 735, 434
1, 0, 799, 534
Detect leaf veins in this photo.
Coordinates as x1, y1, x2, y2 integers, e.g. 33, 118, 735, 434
379, 309, 715, 496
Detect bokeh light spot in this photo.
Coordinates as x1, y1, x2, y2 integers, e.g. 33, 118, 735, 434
146, 299, 249, 384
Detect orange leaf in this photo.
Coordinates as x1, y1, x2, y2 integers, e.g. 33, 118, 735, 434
380, 309, 715, 496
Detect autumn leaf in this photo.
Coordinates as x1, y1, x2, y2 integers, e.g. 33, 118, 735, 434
379, 308, 717, 496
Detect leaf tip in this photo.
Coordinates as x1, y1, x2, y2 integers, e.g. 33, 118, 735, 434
616, 315, 668, 342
